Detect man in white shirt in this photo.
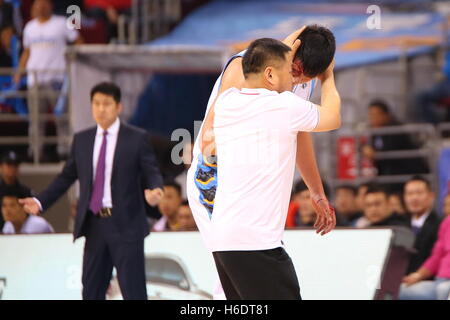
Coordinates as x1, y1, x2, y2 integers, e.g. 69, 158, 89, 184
188, 26, 337, 256
15, 0, 83, 161
193, 38, 340, 299
2, 190, 54, 234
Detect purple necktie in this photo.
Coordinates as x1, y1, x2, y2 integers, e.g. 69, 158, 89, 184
89, 130, 108, 214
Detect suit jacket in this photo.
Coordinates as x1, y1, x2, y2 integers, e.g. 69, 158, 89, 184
371, 213, 410, 228
37, 122, 164, 241
407, 211, 442, 274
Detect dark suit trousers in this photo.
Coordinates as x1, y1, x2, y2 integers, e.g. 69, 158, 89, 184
81, 212, 147, 300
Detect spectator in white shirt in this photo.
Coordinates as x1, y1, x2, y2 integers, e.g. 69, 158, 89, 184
2, 189, 54, 234
14, 0, 83, 162
152, 181, 182, 231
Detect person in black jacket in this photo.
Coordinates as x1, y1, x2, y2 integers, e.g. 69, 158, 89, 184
334, 185, 363, 226
363, 185, 410, 227
403, 176, 442, 274
362, 100, 429, 177
19, 82, 164, 300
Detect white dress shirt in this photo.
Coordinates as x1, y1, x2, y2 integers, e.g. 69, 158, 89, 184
2, 215, 54, 234
34, 118, 121, 211
92, 118, 120, 208
411, 211, 431, 229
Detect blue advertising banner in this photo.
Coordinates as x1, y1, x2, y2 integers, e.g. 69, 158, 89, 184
150, 0, 445, 69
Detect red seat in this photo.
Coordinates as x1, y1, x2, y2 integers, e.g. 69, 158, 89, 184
79, 18, 108, 44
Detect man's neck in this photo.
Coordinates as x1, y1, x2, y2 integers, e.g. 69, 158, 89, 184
412, 210, 430, 220
37, 15, 52, 23
243, 77, 268, 90
166, 217, 179, 231
1, 176, 16, 185
98, 118, 119, 131
12, 219, 26, 234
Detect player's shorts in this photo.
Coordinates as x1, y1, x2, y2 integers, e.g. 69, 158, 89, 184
194, 154, 217, 219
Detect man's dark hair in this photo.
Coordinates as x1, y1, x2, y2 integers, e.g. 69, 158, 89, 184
358, 182, 374, 191
163, 180, 182, 197
365, 184, 389, 198
336, 184, 357, 196
1, 187, 28, 205
293, 180, 308, 195
242, 38, 291, 78
295, 24, 335, 77
368, 99, 391, 114
293, 180, 330, 198
90, 82, 121, 103
404, 175, 432, 191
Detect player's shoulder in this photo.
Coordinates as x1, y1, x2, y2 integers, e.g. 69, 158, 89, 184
23, 18, 38, 32
51, 15, 67, 25
28, 215, 50, 227
217, 87, 240, 100
120, 122, 150, 139
279, 90, 302, 101
278, 90, 313, 110
74, 126, 96, 139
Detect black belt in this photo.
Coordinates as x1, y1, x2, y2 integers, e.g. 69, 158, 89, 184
95, 207, 112, 218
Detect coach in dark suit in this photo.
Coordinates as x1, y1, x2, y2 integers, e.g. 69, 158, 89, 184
20, 82, 164, 300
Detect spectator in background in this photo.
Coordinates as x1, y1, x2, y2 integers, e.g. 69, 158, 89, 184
444, 194, 450, 217
404, 176, 442, 274
177, 200, 197, 231
286, 180, 314, 227
399, 215, 450, 300
355, 182, 370, 213
0, 0, 22, 34
352, 182, 372, 229
388, 191, 406, 215
84, 0, 131, 42
294, 180, 316, 227
152, 181, 182, 231
334, 185, 362, 226
362, 100, 428, 177
286, 180, 342, 228
175, 142, 193, 200
0, 24, 14, 67
414, 50, 450, 124
361, 185, 409, 227
14, 0, 83, 161
0, 151, 33, 230
2, 189, 54, 234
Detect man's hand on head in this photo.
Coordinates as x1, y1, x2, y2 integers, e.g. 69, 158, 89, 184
317, 59, 335, 83
282, 26, 306, 48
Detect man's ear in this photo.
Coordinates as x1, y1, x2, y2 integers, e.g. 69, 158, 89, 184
264, 66, 277, 87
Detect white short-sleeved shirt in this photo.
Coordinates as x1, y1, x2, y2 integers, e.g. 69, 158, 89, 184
186, 50, 316, 251
23, 15, 79, 86
2, 215, 55, 234
206, 87, 318, 251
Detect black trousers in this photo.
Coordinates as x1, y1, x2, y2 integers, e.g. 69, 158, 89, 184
81, 212, 147, 300
212, 247, 301, 300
